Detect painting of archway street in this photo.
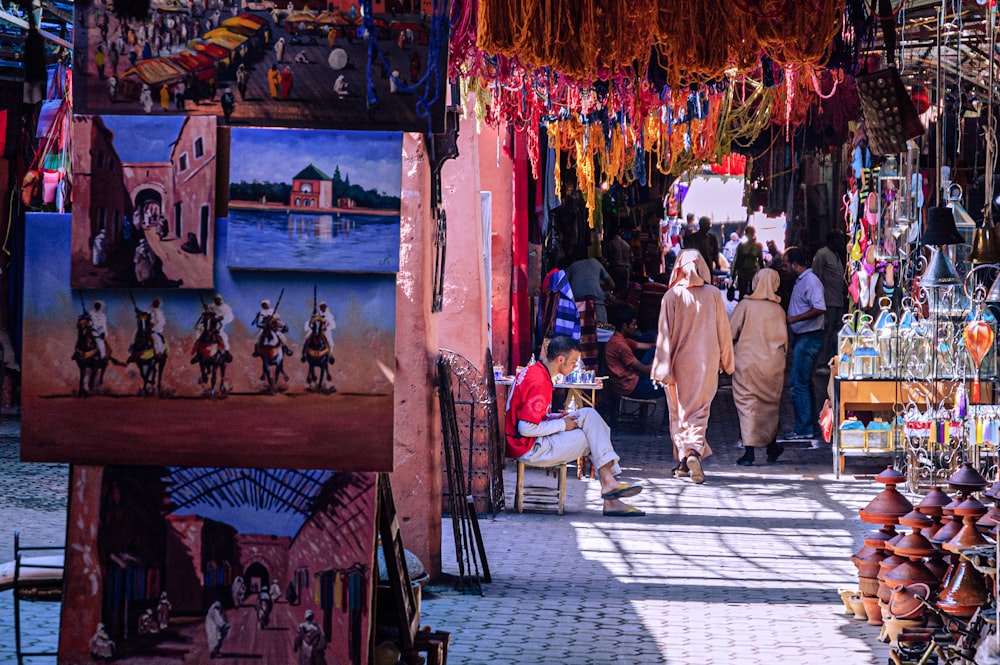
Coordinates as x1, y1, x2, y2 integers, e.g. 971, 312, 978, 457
59, 465, 376, 664
227, 127, 402, 273
71, 114, 217, 289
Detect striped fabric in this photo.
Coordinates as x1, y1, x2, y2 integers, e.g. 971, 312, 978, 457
539, 269, 581, 340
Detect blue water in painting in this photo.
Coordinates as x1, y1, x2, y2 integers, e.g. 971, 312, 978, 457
226, 209, 400, 273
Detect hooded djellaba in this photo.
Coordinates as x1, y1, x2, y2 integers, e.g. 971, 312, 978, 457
651, 249, 734, 483
730, 268, 788, 465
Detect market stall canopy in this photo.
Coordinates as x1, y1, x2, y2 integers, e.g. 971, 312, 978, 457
170, 51, 218, 81
285, 11, 317, 26
187, 41, 230, 61
223, 13, 269, 30
122, 57, 187, 86
203, 28, 250, 47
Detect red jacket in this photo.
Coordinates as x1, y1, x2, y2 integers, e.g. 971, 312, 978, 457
504, 362, 553, 458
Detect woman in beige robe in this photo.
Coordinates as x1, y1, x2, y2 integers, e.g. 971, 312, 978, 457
730, 268, 789, 465
651, 249, 735, 483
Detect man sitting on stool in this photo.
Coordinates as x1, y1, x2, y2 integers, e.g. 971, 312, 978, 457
505, 335, 645, 517
605, 306, 668, 431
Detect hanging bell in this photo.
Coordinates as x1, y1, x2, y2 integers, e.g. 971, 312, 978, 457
920, 247, 960, 287
921, 206, 964, 246
970, 224, 1000, 265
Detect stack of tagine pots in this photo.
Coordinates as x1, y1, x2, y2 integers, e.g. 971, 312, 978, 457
857, 467, 913, 626
937, 463, 993, 621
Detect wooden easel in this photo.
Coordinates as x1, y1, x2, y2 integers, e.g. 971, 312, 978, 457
376, 473, 451, 665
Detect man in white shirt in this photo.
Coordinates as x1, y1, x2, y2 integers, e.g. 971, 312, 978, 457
782, 246, 826, 440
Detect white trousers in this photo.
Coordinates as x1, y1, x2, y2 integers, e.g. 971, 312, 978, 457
517, 407, 622, 475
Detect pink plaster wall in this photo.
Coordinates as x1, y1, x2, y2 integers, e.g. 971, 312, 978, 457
439, 111, 489, 365
477, 123, 514, 370
392, 132, 443, 578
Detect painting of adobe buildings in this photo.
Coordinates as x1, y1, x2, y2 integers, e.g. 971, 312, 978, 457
59, 465, 376, 664
22, 214, 395, 470
227, 128, 401, 273
71, 114, 216, 289
73, 0, 449, 132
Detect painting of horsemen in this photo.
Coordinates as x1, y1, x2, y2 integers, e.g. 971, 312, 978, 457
71, 114, 217, 289
22, 214, 395, 470
59, 465, 377, 664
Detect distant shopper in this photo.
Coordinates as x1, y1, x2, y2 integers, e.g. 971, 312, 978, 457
604, 230, 632, 296
606, 306, 667, 430
565, 252, 615, 324
730, 269, 788, 465
730, 225, 764, 300
220, 87, 235, 124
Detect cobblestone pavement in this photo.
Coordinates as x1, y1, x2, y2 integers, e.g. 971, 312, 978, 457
420, 376, 897, 664
0, 373, 900, 664
0, 419, 68, 664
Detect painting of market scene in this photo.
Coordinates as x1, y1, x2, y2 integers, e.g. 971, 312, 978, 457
71, 114, 216, 289
58, 465, 376, 664
22, 213, 396, 470
227, 127, 401, 273
73, 0, 449, 131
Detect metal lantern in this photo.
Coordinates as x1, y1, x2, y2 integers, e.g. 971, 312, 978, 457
875, 155, 906, 260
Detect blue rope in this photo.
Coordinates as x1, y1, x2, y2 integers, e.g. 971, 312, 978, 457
361, 0, 451, 135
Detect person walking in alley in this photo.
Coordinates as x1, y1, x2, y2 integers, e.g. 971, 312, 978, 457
651, 249, 734, 483
782, 246, 826, 440
730, 268, 788, 465
506, 335, 645, 516
730, 225, 764, 300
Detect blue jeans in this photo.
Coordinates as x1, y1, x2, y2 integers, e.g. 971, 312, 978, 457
790, 331, 823, 436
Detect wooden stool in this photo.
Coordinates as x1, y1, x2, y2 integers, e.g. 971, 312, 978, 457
514, 461, 568, 515
618, 396, 659, 432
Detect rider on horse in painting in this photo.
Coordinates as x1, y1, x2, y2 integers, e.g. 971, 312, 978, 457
252, 299, 291, 357
301, 301, 335, 361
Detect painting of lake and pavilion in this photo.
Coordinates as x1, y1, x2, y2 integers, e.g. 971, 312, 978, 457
227, 128, 402, 273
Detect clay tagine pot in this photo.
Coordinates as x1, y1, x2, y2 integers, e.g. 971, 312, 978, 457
888, 582, 932, 620
943, 496, 990, 552
936, 558, 990, 618
885, 559, 939, 592
916, 486, 951, 539
929, 497, 963, 547
852, 545, 886, 579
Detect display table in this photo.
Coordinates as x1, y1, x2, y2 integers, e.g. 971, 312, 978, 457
831, 379, 994, 478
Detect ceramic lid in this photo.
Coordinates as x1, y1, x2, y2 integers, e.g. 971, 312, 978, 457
885, 559, 939, 589
947, 463, 989, 491
875, 466, 907, 485
898, 509, 934, 530
860, 486, 913, 524
928, 515, 962, 544
952, 496, 988, 518
916, 486, 951, 516
892, 531, 936, 558
863, 526, 897, 548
